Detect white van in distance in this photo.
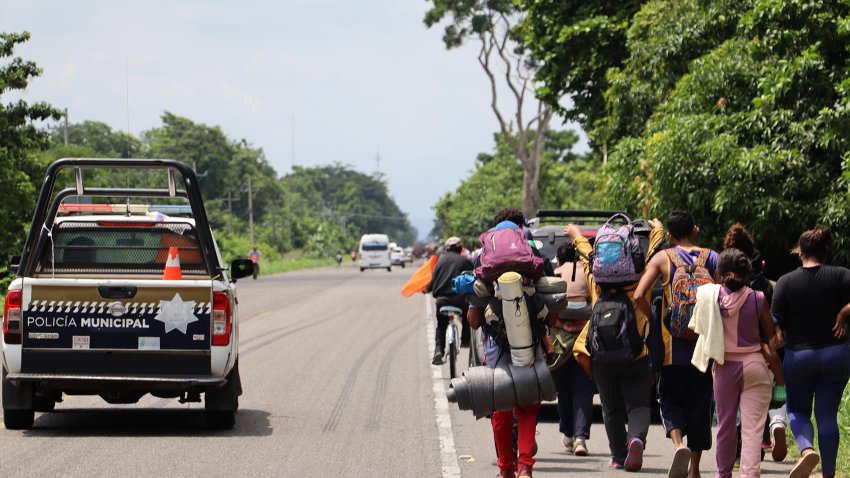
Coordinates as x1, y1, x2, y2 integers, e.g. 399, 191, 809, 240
359, 234, 392, 272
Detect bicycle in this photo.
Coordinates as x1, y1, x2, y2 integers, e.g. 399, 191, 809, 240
439, 305, 463, 379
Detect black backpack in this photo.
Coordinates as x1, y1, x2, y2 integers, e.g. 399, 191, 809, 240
588, 288, 645, 364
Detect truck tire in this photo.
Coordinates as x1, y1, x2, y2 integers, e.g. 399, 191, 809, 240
2, 367, 34, 429
206, 362, 241, 430
207, 409, 236, 430
3, 409, 34, 430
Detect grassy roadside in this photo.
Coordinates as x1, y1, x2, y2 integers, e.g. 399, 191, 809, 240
258, 251, 335, 276
786, 382, 850, 478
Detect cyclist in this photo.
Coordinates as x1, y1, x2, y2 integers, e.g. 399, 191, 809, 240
426, 237, 472, 365
248, 245, 261, 279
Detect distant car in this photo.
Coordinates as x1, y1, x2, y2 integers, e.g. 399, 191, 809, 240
390, 246, 406, 268
359, 234, 392, 272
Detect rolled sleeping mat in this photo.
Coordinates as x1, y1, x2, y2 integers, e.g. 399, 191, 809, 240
541, 293, 569, 314
510, 362, 541, 408
473, 279, 493, 298
467, 365, 495, 419
491, 360, 516, 412
534, 276, 567, 294
534, 348, 557, 401
558, 301, 592, 321
446, 356, 557, 417
497, 272, 534, 366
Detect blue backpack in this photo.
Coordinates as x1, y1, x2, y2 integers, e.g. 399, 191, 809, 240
451, 272, 476, 296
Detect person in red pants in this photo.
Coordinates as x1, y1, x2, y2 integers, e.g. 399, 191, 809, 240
469, 305, 541, 478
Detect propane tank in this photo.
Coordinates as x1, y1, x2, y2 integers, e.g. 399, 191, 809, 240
497, 271, 534, 366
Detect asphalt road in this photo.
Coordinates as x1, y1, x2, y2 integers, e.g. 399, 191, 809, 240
0, 264, 799, 477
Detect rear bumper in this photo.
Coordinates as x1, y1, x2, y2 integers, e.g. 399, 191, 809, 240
6, 372, 226, 391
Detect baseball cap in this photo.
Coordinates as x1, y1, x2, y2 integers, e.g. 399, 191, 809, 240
445, 237, 462, 247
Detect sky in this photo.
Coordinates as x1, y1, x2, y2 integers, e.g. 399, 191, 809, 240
1, 0, 585, 240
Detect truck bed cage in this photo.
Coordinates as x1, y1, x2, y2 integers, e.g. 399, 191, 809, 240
17, 159, 220, 277
532, 209, 626, 226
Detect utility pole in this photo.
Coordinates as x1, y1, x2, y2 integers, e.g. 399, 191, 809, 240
271, 206, 277, 246
63, 108, 69, 146
285, 189, 291, 251
247, 177, 254, 246
375, 146, 381, 174
227, 191, 233, 235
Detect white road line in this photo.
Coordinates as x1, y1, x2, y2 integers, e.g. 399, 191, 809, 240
426, 295, 461, 478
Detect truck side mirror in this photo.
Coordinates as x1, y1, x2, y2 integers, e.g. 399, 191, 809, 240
230, 258, 254, 282
7, 255, 20, 276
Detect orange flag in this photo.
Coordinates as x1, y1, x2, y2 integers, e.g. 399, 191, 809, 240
401, 255, 438, 297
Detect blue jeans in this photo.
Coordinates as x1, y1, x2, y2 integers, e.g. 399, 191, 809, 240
784, 342, 850, 476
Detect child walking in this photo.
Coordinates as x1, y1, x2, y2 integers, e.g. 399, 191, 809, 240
693, 248, 784, 478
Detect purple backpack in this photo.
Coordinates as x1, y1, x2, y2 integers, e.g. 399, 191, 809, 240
591, 213, 646, 285
474, 226, 544, 283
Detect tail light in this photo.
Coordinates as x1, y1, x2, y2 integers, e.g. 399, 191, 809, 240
212, 291, 231, 346
4, 289, 23, 344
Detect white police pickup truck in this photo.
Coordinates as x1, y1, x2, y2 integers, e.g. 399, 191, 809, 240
2, 159, 254, 430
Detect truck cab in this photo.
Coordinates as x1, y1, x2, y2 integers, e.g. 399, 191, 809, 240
2, 159, 253, 430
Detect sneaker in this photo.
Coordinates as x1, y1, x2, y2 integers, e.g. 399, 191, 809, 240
517, 463, 533, 478
497, 469, 515, 478
609, 458, 625, 469
624, 437, 645, 472
574, 437, 588, 456
432, 350, 445, 365
771, 424, 787, 462
790, 450, 819, 478
668, 446, 690, 478
562, 435, 574, 453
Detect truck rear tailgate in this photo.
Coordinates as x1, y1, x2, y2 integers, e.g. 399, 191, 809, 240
21, 279, 212, 376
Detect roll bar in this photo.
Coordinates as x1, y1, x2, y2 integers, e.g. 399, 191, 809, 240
17, 158, 221, 277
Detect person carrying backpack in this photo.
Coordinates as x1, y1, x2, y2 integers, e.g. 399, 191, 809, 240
467, 207, 547, 478
633, 210, 719, 478
567, 215, 665, 472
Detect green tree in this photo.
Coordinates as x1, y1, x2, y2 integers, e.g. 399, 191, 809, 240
603, 0, 850, 269
518, 0, 642, 150
425, 0, 555, 218
49, 120, 141, 157
434, 128, 597, 244
0, 32, 61, 268
282, 164, 417, 250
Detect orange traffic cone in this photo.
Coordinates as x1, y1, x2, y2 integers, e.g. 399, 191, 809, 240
163, 247, 182, 280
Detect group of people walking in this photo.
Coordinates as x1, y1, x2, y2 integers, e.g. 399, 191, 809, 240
430, 208, 850, 478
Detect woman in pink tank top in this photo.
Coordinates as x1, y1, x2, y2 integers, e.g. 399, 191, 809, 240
710, 248, 784, 478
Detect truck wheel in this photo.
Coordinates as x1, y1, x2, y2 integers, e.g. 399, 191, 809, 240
206, 362, 241, 430
207, 409, 236, 430
4, 409, 34, 430
387, 266, 392, 272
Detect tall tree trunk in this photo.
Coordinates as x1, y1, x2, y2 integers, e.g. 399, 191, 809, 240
522, 162, 541, 219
